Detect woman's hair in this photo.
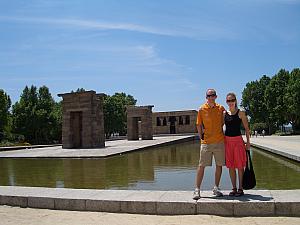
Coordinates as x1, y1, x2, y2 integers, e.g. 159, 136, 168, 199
226, 92, 238, 109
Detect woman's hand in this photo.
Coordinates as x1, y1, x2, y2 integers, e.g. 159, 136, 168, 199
245, 142, 250, 151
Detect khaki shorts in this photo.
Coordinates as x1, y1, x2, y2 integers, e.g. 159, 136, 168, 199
199, 142, 225, 166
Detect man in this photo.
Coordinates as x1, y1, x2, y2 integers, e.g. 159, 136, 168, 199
193, 89, 225, 200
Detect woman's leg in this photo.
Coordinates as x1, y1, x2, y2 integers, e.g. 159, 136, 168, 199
229, 168, 236, 189
237, 168, 244, 190
229, 168, 237, 196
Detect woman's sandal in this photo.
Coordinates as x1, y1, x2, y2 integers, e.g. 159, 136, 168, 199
229, 188, 237, 196
235, 189, 244, 197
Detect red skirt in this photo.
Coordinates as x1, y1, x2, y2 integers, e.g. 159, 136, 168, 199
225, 135, 247, 169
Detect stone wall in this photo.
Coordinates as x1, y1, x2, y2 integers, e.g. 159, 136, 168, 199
153, 110, 197, 135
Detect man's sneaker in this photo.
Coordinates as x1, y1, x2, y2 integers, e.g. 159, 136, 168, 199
193, 188, 201, 200
212, 186, 223, 197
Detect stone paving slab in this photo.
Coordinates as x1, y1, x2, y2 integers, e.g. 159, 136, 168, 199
0, 144, 62, 152
250, 135, 300, 162
0, 186, 299, 216
270, 190, 300, 216
0, 135, 196, 158
197, 191, 235, 216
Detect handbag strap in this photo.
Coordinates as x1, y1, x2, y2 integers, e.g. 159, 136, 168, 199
246, 151, 254, 171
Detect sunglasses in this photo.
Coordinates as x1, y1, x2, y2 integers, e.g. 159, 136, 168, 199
206, 94, 216, 97
226, 98, 236, 103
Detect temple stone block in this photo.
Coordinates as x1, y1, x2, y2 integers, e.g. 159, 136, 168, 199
58, 91, 105, 149
126, 105, 154, 140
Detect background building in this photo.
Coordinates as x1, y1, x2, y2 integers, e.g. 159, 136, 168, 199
152, 110, 197, 135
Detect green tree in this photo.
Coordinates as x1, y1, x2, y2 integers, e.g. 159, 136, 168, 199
12, 85, 38, 143
12, 85, 59, 144
241, 75, 271, 129
265, 69, 290, 131
35, 86, 57, 143
71, 88, 86, 93
104, 92, 137, 138
0, 89, 11, 141
285, 68, 300, 133
49, 101, 62, 143
251, 122, 268, 134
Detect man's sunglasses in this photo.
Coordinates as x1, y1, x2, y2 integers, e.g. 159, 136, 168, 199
206, 94, 216, 97
226, 98, 236, 103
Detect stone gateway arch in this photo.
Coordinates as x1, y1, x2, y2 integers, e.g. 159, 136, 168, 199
126, 105, 154, 140
58, 91, 105, 149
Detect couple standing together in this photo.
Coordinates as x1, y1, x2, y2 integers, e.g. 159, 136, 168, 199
193, 88, 250, 200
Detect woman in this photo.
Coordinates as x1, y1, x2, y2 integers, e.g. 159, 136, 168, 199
224, 93, 250, 196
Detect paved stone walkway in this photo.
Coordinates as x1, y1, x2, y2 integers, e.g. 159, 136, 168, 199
250, 135, 300, 162
0, 135, 195, 158
1, 205, 299, 225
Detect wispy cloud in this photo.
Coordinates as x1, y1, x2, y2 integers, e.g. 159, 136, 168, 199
0, 16, 237, 40
0, 16, 186, 36
2, 42, 197, 92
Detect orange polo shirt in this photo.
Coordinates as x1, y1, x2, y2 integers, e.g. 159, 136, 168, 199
196, 103, 225, 144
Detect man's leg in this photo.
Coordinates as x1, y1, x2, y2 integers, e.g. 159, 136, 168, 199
212, 143, 225, 197
193, 166, 205, 200
196, 166, 205, 188
215, 165, 222, 187
212, 165, 223, 197
194, 144, 211, 200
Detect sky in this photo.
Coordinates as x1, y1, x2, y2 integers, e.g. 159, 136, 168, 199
1, 0, 300, 111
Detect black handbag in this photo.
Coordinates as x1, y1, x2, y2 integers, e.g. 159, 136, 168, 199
242, 150, 256, 190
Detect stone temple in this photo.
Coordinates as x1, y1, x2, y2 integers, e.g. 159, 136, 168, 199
126, 105, 154, 140
58, 90, 197, 148
58, 91, 105, 149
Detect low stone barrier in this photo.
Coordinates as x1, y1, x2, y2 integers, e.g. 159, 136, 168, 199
0, 186, 299, 216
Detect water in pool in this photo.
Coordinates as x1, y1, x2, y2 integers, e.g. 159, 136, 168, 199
0, 141, 299, 190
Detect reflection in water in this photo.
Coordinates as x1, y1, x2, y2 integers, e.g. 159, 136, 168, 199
252, 148, 300, 189
0, 141, 299, 190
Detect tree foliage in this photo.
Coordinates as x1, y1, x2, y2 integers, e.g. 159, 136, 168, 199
12, 85, 61, 144
104, 92, 137, 138
241, 68, 300, 134
241, 75, 271, 123
265, 69, 290, 128
0, 89, 11, 141
285, 68, 300, 133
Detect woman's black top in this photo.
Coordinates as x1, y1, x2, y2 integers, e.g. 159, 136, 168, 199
224, 109, 242, 137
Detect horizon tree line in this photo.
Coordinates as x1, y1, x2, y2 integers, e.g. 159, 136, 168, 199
1, 67, 299, 145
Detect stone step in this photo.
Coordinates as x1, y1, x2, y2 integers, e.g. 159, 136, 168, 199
0, 186, 299, 216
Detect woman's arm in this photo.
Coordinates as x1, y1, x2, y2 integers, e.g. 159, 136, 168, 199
239, 111, 250, 150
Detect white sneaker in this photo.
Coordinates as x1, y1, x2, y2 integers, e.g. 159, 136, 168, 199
212, 186, 223, 197
193, 188, 201, 200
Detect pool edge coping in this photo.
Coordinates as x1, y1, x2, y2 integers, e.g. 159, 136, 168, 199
0, 187, 299, 216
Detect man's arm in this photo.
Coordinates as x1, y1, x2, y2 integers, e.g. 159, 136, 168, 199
197, 124, 203, 140
196, 107, 204, 140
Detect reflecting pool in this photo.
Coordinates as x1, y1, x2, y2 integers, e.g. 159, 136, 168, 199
0, 141, 299, 190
